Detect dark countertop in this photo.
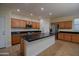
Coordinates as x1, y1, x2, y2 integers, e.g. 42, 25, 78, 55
11, 31, 55, 42
59, 31, 79, 34
22, 33, 55, 42
11, 31, 41, 35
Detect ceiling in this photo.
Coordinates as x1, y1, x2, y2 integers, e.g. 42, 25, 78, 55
0, 3, 79, 19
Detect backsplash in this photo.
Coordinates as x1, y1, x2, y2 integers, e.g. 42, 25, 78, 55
11, 28, 41, 32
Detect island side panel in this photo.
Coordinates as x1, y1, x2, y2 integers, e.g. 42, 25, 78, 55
25, 35, 55, 56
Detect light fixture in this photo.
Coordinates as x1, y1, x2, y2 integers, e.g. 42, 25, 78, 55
49, 13, 52, 15
17, 9, 20, 12
41, 7, 44, 11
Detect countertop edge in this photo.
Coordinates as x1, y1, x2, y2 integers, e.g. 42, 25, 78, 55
59, 31, 79, 34
24, 34, 55, 42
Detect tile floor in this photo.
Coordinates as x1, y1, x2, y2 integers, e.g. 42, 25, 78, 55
38, 40, 79, 56
0, 40, 79, 56
0, 44, 20, 56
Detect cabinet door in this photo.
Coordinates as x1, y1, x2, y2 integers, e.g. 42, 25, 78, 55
20, 39, 26, 56
64, 33, 71, 41
37, 22, 40, 29
12, 35, 21, 45
58, 22, 64, 29
11, 18, 20, 28
37, 23, 40, 29
32, 22, 37, 29
20, 20, 26, 28
58, 33, 64, 40
64, 21, 72, 29
72, 34, 79, 43
57, 21, 72, 29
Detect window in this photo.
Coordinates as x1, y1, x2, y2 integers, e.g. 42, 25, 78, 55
73, 18, 79, 31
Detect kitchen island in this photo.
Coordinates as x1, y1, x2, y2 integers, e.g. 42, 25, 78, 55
11, 32, 55, 56
23, 33, 55, 42
23, 33, 55, 56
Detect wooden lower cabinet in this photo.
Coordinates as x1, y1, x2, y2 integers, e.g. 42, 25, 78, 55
58, 33, 64, 40
58, 32, 79, 43
72, 34, 79, 43
12, 34, 25, 56
58, 33, 71, 41
20, 39, 26, 56
64, 33, 72, 41
12, 35, 21, 45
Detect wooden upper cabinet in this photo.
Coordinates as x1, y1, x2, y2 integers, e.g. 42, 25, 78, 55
64, 21, 72, 29
72, 34, 79, 43
11, 18, 20, 28
19, 20, 26, 28
11, 18, 26, 28
58, 22, 65, 29
36, 22, 40, 29
11, 18, 40, 29
32, 22, 40, 29
32, 22, 37, 29
56, 21, 72, 29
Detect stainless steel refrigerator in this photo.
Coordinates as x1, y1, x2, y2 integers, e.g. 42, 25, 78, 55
50, 23, 59, 34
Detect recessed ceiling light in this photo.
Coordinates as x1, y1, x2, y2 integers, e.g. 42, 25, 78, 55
30, 13, 33, 16
41, 7, 44, 11
49, 13, 52, 15
17, 9, 20, 12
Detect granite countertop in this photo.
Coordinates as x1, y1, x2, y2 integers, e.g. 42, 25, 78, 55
59, 29, 79, 33
22, 33, 54, 42
11, 31, 55, 42
59, 31, 79, 34
11, 29, 41, 32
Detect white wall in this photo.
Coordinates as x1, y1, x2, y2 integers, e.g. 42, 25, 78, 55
40, 18, 50, 34
11, 13, 39, 22
51, 16, 73, 23
0, 8, 11, 48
